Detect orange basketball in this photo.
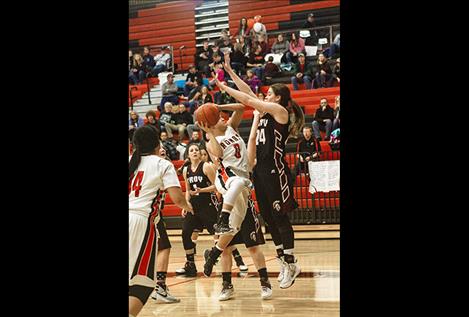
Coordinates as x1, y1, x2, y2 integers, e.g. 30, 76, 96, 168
247, 18, 255, 29
195, 103, 220, 128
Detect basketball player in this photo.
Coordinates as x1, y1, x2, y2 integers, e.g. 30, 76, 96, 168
175, 146, 248, 276
215, 52, 304, 289
198, 103, 272, 300
129, 125, 193, 317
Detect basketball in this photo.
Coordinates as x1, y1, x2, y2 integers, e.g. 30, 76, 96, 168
195, 103, 220, 128
247, 18, 255, 29
253, 22, 262, 33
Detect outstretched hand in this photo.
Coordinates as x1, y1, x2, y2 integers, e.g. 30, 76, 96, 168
223, 51, 232, 70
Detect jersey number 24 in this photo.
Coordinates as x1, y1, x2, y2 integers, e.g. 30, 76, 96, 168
256, 129, 266, 145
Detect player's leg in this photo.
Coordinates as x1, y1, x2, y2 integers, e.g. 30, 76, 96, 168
214, 177, 251, 234
219, 246, 235, 301
204, 184, 249, 277
151, 221, 180, 303
231, 246, 248, 272
180, 212, 200, 277
247, 245, 272, 299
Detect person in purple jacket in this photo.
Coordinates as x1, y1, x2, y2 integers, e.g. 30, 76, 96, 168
243, 69, 262, 94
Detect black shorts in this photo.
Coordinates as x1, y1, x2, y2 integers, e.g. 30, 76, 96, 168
157, 217, 171, 250
185, 197, 218, 234
229, 197, 265, 248
253, 169, 296, 217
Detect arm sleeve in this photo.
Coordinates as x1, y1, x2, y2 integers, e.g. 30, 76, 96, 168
161, 161, 181, 190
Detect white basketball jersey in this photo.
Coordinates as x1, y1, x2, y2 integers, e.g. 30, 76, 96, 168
215, 126, 249, 178
129, 155, 180, 219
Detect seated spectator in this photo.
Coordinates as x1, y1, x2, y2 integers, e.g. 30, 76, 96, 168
331, 58, 340, 86
230, 42, 247, 75
270, 34, 290, 64
257, 91, 265, 100
128, 111, 144, 141
184, 65, 203, 97
185, 85, 213, 114
293, 126, 319, 177
209, 52, 223, 73
291, 53, 314, 90
142, 46, 155, 79
286, 32, 305, 64
264, 56, 280, 82
145, 110, 160, 132
332, 95, 340, 131
218, 31, 234, 54
152, 46, 171, 77
214, 84, 236, 105
256, 34, 269, 56
248, 20, 267, 44
210, 45, 224, 64
209, 62, 225, 90
165, 105, 185, 143
314, 53, 332, 88
236, 35, 250, 56
246, 45, 265, 81
159, 102, 173, 132
160, 131, 179, 160
187, 130, 206, 150
312, 98, 334, 141
243, 69, 262, 93
159, 73, 179, 112
195, 40, 213, 77
129, 53, 144, 85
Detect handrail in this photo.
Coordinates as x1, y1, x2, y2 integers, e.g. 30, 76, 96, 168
129, 86, 138, 111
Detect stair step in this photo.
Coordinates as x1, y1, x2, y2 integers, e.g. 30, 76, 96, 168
195, 16, 228, 25
195, 1, 228, 11
195, 9, 228, 18
195, 24, 229, 33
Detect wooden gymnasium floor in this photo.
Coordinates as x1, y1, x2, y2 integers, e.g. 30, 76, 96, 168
139, 225, 340, 317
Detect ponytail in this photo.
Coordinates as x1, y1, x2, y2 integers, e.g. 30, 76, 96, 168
129, 125, 160, 180
287, 99, 305, 139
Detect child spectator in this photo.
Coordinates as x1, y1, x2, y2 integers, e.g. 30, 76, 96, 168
243, 69, 262, 93
263, 56, 280, 82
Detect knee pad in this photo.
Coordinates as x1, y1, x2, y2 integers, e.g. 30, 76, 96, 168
129, 285, 153, 305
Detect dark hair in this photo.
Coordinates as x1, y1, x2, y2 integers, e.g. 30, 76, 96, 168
129, 125, 160, 180
146, 110, 156, 118
239, 17, 248, 31
303, 126, 313, 132
268, 56, 274, 62
270, 83, 305, 138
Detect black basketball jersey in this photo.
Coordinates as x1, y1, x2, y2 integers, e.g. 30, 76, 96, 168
186, 162, 212, 203
255, 112, 290, 173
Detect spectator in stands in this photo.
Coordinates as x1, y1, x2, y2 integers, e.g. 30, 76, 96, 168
160, 131, 179, 161
184, 65, 202, 97
142, 46, 155, 78
287, 32, 305, 64
331, 57, 340, 86
257, 91, 265, 100
238, 17, 250, 38
186, 85, 213, 114
179, 103, 193, 135
214, 83, 236, 105
152, 46, 171, 77
291, 53, 314, 90
209, 62, 225, 90
243, 69, 262, 93
264, 56, 280, 83
230, 42, 247, 75
159, 102, 173, 133
187, 130, 206, 149
314, 53, 332, 88
160, 73, 179, 112
270, 34, 290, 64
329, 33, 340, 58
303, 13, 320, 45
293, 126, 319, 177
129, 53, 144, 85
129, 111, 144, 141
210, 44, 223, 64
256, 34, 269, 56
129, 50, 133, 70
249, 20, 267, 43
236, 35, 250, 56
165, 104, 185, 141
209, 52, 223, 75
312, 98, 334, 141
332, 95, 340, 131
247, 44, 265, 81
195, 40, 213, 77
145, 110, 159, 131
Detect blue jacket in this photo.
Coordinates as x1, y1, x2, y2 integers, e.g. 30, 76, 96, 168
129, 117, 144, 128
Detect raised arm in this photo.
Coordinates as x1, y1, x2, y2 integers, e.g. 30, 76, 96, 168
222, 51, 257, 99
218, 103, 245, 130
215, 80, 288, 124
198, 122, 224, 159
202, 162, 217, 189
247, 110, 261, 171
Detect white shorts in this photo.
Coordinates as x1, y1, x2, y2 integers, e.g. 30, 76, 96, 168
215, 174, 252, 233
129, 212, 159, 288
